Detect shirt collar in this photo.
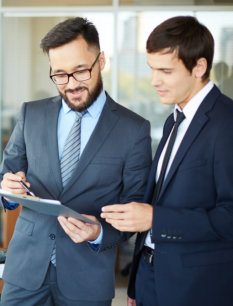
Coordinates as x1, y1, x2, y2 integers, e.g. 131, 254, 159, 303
174, 80, 214, 122
61, 89, 106, 118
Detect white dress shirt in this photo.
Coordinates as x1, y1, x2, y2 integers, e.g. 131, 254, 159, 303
145, 81, 214, 249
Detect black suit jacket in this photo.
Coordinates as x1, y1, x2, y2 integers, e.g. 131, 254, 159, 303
128, 86, 233, 306
0, 92, 151, 301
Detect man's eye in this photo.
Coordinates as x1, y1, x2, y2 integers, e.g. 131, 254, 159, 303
55, 74, 67, 79
74, 70, 88, 75
163, 70, 172, 74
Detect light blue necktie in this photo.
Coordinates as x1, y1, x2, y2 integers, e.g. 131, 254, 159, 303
51, 111, 85, 266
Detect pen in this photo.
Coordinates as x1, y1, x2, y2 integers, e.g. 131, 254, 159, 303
19, 181, 36, 197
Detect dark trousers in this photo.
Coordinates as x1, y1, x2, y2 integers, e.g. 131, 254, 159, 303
135, 254, 158, 306
0, 263, 111, 306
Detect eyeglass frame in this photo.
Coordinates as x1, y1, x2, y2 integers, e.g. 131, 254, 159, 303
50, 52, 101, 85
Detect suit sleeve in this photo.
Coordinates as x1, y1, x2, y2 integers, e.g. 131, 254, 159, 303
152, 117, 233, 243
99, 119, 152, 251
0, 103, 27, 210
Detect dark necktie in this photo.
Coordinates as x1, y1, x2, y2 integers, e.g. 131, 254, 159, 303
151, 109, 185, 204
138, 110, 185, 252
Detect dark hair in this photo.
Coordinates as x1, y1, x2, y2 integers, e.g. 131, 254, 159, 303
40, 17, 100, 53
146, 16, 214, 80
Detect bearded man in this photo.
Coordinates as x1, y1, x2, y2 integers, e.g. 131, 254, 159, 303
0, 17, 151, 306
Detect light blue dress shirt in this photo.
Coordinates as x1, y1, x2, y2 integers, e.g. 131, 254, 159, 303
3, 90, 106, 244
57, 90, 106, 244
58, 90, 106, 160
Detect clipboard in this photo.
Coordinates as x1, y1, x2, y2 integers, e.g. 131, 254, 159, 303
0, 189, 99, 225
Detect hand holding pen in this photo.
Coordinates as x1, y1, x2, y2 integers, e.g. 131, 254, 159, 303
1, 171, 35, 196
19, 181, 35, 196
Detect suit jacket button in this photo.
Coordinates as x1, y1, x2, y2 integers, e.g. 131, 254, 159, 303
167, 235, 171, 239
49, 234, 56, 240
161, 234, 166, 238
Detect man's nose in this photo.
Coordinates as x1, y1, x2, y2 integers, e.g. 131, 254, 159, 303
151, 71, 162, 87
67, 75, 82, 88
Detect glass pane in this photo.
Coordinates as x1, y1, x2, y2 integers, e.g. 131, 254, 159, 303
118, 10, 233, 154
118, 11, 192, 153
197, 11, 233, 100
120, 0, 193, 4
1, 14, 113, 151
2, 0, 112, 6
120, 0, 233, 5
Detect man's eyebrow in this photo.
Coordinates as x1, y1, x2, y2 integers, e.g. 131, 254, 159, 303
52, 64, 89, 74
74, 63, 89, 69
159, 68, 173, 71
147, 64, 173, 71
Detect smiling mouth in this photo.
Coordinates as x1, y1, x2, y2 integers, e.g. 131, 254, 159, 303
66, 87, 87, 99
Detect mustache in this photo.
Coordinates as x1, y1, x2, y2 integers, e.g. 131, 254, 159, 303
65, 86, 88, 94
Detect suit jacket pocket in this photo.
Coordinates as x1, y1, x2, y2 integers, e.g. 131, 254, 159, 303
182, 248, 233, 268
178, 159, 207, 173
15, 216, 35, 236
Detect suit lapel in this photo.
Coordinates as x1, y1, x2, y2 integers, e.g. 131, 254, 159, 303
136, 114, 174, 252
144, 113, 174, 203
158, 86, 221, 201
45, 96, 63, 193
61, 95, 120, 198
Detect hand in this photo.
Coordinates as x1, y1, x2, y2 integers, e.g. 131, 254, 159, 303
127, 297, 136, 306
1, 171, 30, 196
58, 215, 101, 243
101, 202, 153, 232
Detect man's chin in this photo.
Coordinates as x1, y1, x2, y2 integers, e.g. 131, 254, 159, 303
60, 94, 87, 111
67, 100, 87, 112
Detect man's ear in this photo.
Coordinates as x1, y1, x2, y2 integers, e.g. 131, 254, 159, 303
193, 57, 207, 79
99, 51, 106, 71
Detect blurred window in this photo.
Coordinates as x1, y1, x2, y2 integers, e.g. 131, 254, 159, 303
0, 6, 233, 155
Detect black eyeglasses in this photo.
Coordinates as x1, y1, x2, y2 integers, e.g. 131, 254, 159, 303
50, 52, 101, 85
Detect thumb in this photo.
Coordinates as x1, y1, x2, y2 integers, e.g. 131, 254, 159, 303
15, 171, 26, 181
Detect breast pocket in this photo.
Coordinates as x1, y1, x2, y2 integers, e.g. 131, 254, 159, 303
89, 157, 123, 186
178, 159, 207, 173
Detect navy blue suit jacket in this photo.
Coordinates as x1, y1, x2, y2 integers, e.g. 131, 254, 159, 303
128, 85, 233, 306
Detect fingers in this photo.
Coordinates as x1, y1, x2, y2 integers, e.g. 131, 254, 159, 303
101, 202, 137, 221
101, 203, 134, 221
102, 216, 144, 232
104, 221, 136, 232
102, 203, 134, 213
127, 297, 136, 306
58, 216, 82, 243
15, 171, 26, 181
1, 171, 29, 195
82, 214, 100, 224
58, 215, 101, 243
101, 202, 153, 232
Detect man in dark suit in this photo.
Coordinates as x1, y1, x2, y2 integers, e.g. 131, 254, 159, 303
0, 17, 151, 305
101, 16, 233, 306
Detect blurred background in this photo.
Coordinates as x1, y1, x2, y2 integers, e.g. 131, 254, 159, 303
0, 0, 233, 304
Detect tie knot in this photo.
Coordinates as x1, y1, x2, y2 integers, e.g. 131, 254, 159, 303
75, 110, 87, 120
175, 110, 185, 127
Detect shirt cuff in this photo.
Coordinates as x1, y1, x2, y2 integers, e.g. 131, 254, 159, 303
88, 224, 103, 245
2, 197, 19, 210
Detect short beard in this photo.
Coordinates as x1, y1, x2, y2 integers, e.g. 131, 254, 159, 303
59, 73, 103, 112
